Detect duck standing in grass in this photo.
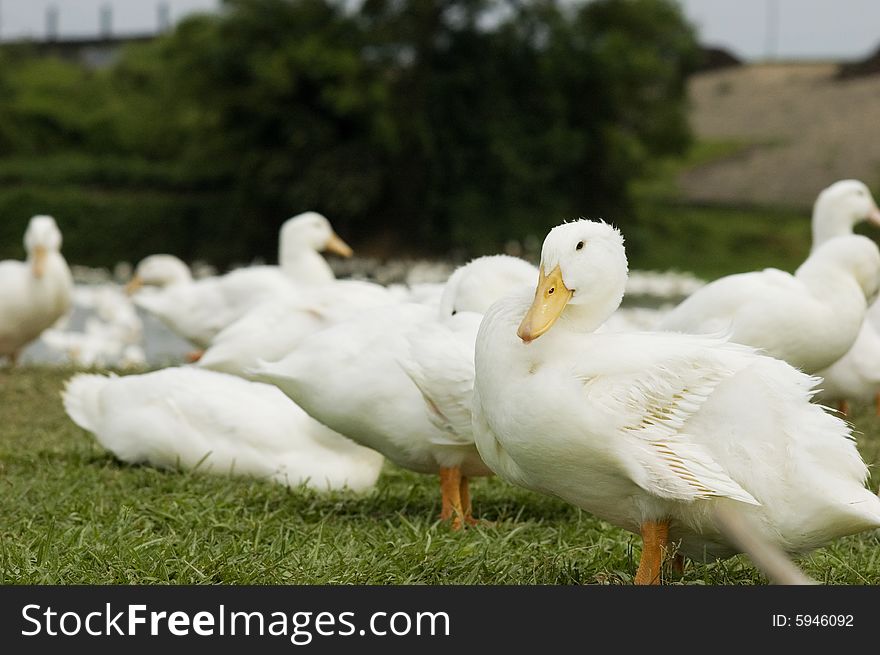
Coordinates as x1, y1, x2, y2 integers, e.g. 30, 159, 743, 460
0, 215, 73, 366
254, 255, 538, 529
659, 180, 880, 376
806, 180, 880, 414
657, 233, 880, 374
472, 220, 880, 584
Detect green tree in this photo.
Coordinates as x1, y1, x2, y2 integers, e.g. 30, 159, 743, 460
0, 0, 698, 266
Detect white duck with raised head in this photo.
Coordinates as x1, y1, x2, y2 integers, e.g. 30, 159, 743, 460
806, 180, 880, 413
472, 220, 880, 584
0, 215, 73, 365
658, 232, 880, 373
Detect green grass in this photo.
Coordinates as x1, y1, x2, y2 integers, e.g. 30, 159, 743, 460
3, 367, 880, 585
630, 202, 811, 280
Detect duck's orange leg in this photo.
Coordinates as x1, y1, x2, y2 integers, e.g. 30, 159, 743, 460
186, 350, 205, 363
439, 467, 464, 530
837, 399, 850, 417
634, 519, 670, 585
459, 476, 480, 527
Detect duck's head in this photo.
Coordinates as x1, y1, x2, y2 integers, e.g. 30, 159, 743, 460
440, 255, 539, 317
801, 234, 880, 304
517, 220, 628, 342
279, 212, 353, 260
813, 180, 880, 247
126, 254, 192, 294
24, 215, 62, 279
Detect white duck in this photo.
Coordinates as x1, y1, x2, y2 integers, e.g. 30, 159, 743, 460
62, 367, 384, 493
41, 282, 146, 368
807, 180, 880, 412
130, 212, 352, 349
0, 215, 73, 365
473, 220, 880, 584
658, 233, 880, 373
197, 279, 398, 379
810, 179, 880, 248
253, 254, 539, 528
125, 254, 220, 361
125, 254, 193, 292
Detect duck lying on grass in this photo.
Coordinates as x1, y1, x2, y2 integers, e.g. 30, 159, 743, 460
62, 367, 384, 493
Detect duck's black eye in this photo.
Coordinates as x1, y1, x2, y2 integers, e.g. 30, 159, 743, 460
451, 310, 457, 316
548, 287, 555, 295
576, 241, 584, 250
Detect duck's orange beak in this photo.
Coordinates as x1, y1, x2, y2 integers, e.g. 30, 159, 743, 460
32, 246, 48, 278
517, 265, 572, 343
124, 276, 144, 295
324, 232, 353, 258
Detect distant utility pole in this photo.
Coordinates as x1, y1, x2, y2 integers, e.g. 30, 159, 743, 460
99, 3, 113, 39
46, 4, 59, 41
158, 2, 172, 33
765, 0, 780, 60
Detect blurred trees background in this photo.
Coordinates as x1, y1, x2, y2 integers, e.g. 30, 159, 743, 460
0, 0, 698, 267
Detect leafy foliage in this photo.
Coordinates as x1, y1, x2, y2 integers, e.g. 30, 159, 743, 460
0, 0, 698, 266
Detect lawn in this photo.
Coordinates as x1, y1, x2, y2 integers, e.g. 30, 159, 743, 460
3, 367, 880, 585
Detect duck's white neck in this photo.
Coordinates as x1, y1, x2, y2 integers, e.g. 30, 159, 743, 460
796, 259, 867, 316
165, 268, 192, 286
558, 287, 625, 334
31, 251, 73, 310
279, 245, 335, 284
812, 204, 857, 251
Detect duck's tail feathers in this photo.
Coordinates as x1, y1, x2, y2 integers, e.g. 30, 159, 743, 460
61, 373, 113, 432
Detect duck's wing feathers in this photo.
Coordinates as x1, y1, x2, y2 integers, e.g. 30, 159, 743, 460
573, 333, 761, 505
399, 313, 481, 446
133, 282, 230, 342
659, 268, 805, 336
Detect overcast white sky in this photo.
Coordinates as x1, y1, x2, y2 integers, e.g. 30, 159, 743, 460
1, 0, 879, 61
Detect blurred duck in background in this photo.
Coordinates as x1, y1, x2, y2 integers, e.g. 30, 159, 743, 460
124, 254, 193, 292
658, 232, 880, 374
805, 180, 880, 414
198, 252, 544, 380
197, 278, 399, 379
809, 179, 880, 247
253, 255, 538, 529
127, 211, 353, 354
0, 215, 73, 367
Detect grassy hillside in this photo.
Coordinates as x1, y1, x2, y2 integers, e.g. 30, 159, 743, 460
627, 139, 819, 279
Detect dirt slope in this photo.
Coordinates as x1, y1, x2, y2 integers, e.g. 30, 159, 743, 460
679, 63, 880, 208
